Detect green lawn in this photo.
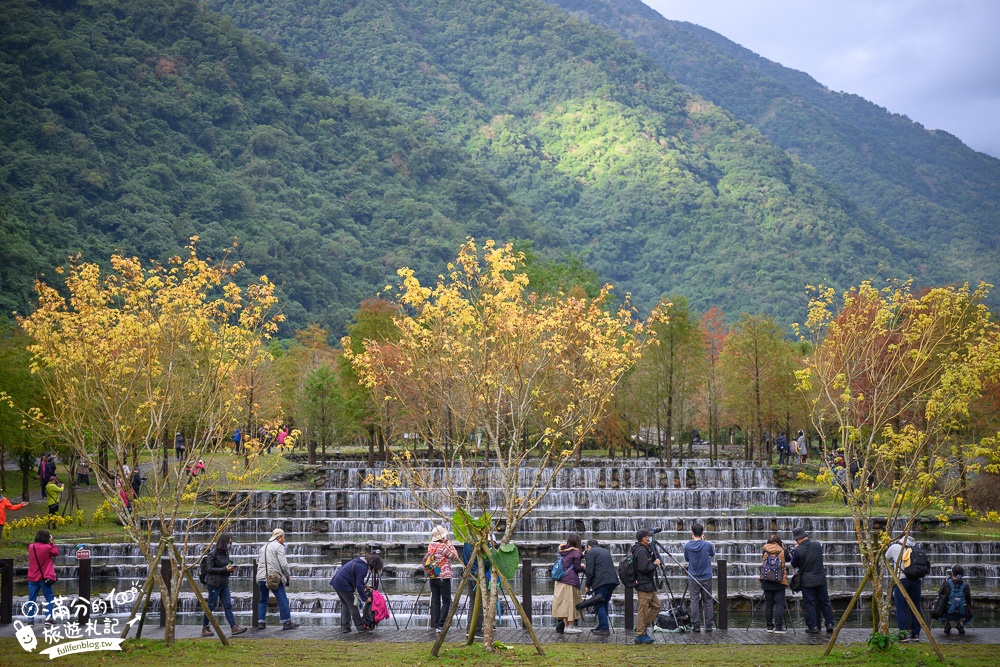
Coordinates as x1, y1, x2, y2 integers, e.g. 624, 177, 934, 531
1, 639, 995, 666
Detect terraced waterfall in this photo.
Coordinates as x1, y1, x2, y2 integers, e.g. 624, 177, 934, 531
13, 460, 1000, 627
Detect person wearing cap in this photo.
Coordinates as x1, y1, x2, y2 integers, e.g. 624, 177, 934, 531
790, 525, 834, 633
632, 529, 661, 644
255, 528, 298, 631
0, 491, 28, 541
332, 552, 384, 633
886, 535, 924, 642
425, 525, 460, 633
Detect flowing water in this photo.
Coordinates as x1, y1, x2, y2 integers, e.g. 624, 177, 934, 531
16, 459, 999, 627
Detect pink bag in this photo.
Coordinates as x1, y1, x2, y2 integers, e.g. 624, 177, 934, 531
371, 589, 389, 623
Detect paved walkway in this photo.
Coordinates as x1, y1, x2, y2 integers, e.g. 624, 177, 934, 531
4, 622, 997, 645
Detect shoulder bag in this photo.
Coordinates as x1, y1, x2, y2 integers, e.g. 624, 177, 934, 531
263, 543, 282, 591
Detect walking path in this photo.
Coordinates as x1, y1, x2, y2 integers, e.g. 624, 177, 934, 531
4, 622, 997, 645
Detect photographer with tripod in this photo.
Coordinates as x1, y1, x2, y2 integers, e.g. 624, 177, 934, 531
684, 523, 716, 632
631, 529, 661, 644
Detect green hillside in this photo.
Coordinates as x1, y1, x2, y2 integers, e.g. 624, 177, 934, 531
550, 0, 1000, 283
0, 0, 535, 331
208, 0, 933, 320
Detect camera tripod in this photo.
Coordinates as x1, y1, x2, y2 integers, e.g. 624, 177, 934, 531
745, 590, 798, 634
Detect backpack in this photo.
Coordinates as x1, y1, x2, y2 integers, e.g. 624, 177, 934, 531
550, 554, 566, 581
617, 545, 641, 588
656, 606, 691, 631
422, 548, 441, 579
198, 549, 212, 585
947, 580, 967, 617
371, 589, 390, 623
759, 551, 785, 583
901, 544, 931, 579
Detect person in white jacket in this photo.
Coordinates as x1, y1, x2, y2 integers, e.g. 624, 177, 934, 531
256, 528, 299, 631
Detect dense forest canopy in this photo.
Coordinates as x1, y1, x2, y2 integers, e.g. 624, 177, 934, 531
2, 0, 997, 334
208, 0, 933, 320
0, 0, 536, 332
551, 0, 1000, 285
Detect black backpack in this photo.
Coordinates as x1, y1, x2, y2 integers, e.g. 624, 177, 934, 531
902, 544, 931, 579
618, 545, 641, 588
198, 547, 214, 585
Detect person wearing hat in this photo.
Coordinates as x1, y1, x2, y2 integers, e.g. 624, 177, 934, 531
0, 491, 28, 541
790, 525, 834, 633
174, 431, 186, 461
632, 529, 661, 644
255, 528, 298, 631
425, 525, 460, 633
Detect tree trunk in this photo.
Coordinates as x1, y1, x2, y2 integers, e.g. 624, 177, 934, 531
20, 451, 32, 501
477, 558, 496, 652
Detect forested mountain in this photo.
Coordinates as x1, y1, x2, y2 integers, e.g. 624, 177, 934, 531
0, 0, 534, 331
3, 0, 990, 334
207, 0, 947, 319
550, 0, 1000, 283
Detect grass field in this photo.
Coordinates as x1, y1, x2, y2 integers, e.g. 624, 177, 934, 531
1, 638, 996, 666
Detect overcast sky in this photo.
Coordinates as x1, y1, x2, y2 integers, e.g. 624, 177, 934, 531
643, 0, 1000, 159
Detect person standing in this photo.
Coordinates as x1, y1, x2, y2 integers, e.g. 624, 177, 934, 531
0, 492, 28, 541
583, 539, 617, 636
633, 529, 661, 645
45, 476, 64, 526
684, 523, 716, 632
796, 430, 808, 464
886, 536, 928, 642
552, 532, 585, 634
255, 528, 298, 631
759, 534, 791, 633
791, 525, 834, 633
174, 431, 186, 461
38, 455, 54, 499
776, 434, 788, 466
461, 538, 492, 637
76, 458, 91, 487
425, 525, 460, 633
26, 529, 58, 623
332, 553, 383, 633
201, 533, 247, 637
233, 427, 243, 456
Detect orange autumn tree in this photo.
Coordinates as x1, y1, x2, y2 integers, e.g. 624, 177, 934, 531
345, 239, 659, 654
14, 241, 286, 644
799, 280, 1000, 651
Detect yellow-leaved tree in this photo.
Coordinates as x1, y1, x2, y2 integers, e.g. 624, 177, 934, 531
799, 280, 1000, 655
345, 239, 659, 653
14, 241, 286, 644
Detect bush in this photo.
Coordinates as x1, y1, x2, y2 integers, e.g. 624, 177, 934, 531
967, 473, 1000, 512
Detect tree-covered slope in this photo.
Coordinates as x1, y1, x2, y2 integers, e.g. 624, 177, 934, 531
550, 0, 1000, 282
0, 0, 535, 330
209, 0, 930, 321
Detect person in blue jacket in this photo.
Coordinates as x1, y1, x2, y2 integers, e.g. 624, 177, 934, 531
332, 553, 383, 633
461, 537, 493, 637
684, 523, 716, 632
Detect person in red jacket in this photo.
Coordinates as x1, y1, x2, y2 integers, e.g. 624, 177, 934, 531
27, 529, 59, 623
0, 492, 29, 541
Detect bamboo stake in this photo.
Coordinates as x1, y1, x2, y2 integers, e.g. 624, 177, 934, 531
887, 566, 944, 662
171, 543, 229, 646
482, 543, 544, 655
120, 540, 166, 639
823, 566, 872, 657
465, 582, 483, 646
430, 543, 479, 657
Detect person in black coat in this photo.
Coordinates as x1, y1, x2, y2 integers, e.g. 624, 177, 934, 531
201, 533, 247, 637
790, 525, 834, 633
582, 539, 618, 635
331, 554, 383, 634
